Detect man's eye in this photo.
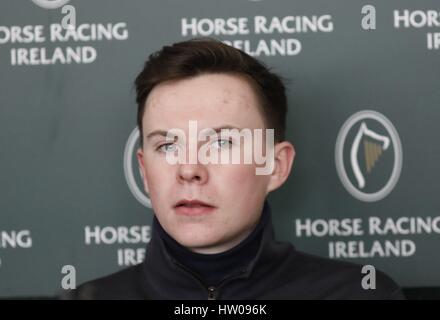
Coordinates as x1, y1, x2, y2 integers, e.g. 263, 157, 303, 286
212, 139, 232, 149
157, 143, 177, 153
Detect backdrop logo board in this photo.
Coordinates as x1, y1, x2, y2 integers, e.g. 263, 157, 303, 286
31, 0, 70, 9
335, 110, 403, 202
124, 128, 152, 208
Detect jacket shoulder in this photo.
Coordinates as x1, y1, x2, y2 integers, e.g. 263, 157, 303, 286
60, 264, 147, 300
288, 250, 405, 299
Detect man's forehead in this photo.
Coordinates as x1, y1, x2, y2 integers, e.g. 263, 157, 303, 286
145, 73, 257, 111
142, 74, 264, 132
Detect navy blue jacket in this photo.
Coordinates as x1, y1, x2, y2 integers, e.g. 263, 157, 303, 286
65, 203, 404, 300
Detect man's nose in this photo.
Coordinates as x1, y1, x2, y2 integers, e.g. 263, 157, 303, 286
177, 163, 209, 185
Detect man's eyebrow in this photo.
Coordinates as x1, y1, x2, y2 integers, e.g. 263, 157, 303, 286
146, 125, 243, 140
146, 130, 168, 140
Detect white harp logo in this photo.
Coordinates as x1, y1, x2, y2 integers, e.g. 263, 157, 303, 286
351, 122, 390, 189
335, 110, 402, 202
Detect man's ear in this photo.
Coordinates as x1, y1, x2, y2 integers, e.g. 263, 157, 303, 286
266, 141, 295, 194
136, 147, 150, 195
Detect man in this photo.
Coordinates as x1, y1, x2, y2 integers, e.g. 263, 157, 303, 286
68, 38, 404, 299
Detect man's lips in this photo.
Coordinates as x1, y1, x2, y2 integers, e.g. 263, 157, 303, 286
174, 199, 215, 208
174, 199, 216, 216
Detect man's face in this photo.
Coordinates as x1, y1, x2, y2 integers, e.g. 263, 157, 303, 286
137, 73, 275, 254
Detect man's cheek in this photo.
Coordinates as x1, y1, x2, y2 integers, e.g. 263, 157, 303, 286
218, 165, 256, 189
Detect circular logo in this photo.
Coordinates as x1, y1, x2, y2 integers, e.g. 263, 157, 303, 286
335, 110, 403, 202
31, 0, 70, 9
123, 127, 152, 208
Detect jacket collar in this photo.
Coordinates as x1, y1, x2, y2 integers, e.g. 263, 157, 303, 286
140, 200, 295, 299
154, 201, 269, 287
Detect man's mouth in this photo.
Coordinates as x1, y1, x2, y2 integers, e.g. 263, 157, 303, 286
174, 199, 216, 216
174, 199, 214, 207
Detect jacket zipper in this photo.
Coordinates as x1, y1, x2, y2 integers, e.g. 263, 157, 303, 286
205, 272, 248, 300
207, 286, 217, 300
172, 259, 247, 300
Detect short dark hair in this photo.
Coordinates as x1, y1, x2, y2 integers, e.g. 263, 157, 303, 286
135, 37, 288, 146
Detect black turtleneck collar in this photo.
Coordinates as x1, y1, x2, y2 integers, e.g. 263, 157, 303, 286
152, 200, 270, 287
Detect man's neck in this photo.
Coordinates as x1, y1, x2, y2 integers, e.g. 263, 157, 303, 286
153, 200, 271, 286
